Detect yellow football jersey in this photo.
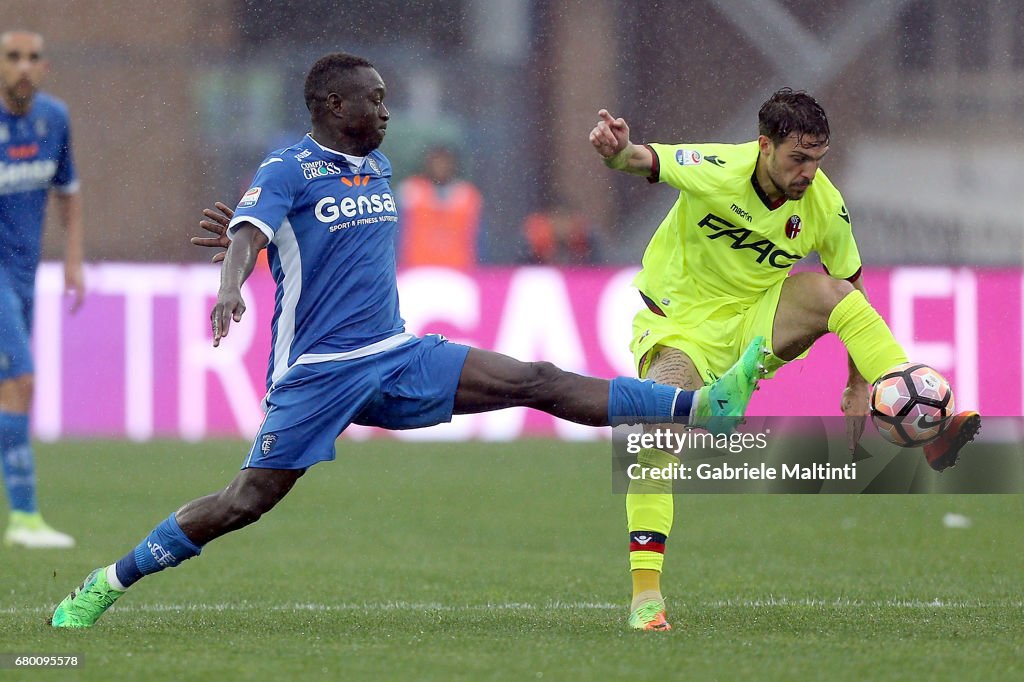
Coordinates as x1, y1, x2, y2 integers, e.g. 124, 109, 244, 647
633, 141, 860, 327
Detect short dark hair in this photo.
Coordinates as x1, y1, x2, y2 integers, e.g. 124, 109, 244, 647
757, 88, 830, 146
303, 52, 376, 114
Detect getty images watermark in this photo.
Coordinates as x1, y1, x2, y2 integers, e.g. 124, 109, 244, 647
622, 428, 857, 483
612, 417, 1023, 494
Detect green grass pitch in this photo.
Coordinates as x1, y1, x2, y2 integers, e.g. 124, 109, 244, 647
1, 440, 1021, 680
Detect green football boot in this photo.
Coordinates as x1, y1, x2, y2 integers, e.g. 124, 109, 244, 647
691, 336, 768, 435
50, 567, 124, 628
628, 598, 672, 631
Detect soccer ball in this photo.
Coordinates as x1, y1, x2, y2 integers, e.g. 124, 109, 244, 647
870, 363, 954, 447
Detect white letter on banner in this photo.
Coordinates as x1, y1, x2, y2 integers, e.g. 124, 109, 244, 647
393, 267, 479, 441
598, 268, 642, 377
484, 268, 594, 441
397, 267, 479, 343
178, 266, 264, 441
890, 267, 978, 410
32, 263, 64, 441
93, 264, 181, 441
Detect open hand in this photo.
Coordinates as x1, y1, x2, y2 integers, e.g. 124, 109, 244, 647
192, 201, 234, 263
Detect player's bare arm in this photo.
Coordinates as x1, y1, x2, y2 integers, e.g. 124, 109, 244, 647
589, 109, 653, 177
55, 190, 85, 313
192, 202, 234, 263
211, 223, 267, 347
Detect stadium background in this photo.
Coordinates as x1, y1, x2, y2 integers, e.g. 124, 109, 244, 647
1, 0, 1021, 439
0, 2, 1021, 679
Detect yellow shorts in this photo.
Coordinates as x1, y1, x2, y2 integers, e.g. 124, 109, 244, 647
631, 278, 802, 383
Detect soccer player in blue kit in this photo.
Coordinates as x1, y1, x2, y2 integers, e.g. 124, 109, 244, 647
0, 31, 83, 549
50, 53, 767, 628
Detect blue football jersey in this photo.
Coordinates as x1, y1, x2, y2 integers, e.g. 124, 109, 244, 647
0, 92, 78, 290
228, 134, 406, 388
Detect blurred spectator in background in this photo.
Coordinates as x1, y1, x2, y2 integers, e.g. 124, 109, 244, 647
398, 146, 483, 269
521, 198, 600, 265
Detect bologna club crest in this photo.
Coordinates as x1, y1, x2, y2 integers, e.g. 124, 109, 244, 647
785, 215, 802, 239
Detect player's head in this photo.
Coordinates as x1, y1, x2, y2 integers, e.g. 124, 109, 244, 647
756, 88, 830, 200
423, 146, 457, 185
0, 31, 47, 112
304, 52, 389, 154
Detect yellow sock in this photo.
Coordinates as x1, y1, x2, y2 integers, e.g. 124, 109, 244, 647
827, 290, 908, 383
631, 573, 662, 611
626, 447, 675, 577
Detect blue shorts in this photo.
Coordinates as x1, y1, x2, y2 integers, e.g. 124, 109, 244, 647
0, 270, 35, 380
243, 334, 470, 470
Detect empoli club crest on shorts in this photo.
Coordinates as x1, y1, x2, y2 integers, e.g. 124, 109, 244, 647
261, 433, 277, 455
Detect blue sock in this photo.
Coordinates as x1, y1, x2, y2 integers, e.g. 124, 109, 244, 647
114, 513, 203, 589
0, 412, 36, 513
608, 377, 693, 425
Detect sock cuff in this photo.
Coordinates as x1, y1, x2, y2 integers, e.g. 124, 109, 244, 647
629, 550, 666, 572
654, 383, 678, 419
166, 513, 203, 555
826, 289, 866, 334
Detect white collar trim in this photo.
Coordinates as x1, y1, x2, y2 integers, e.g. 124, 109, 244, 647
306, 133, 366, 170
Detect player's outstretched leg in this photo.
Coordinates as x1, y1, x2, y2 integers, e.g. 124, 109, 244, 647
923, 411, 981, 472
690, 336, 768, 435
50, 467, 303, 628
452, 341, 765, 427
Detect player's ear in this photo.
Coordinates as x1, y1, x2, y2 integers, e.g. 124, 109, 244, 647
324, 92, 345, 118
757, 135, 773, 156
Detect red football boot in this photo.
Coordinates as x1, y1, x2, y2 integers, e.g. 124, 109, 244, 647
922, 412, 981, 472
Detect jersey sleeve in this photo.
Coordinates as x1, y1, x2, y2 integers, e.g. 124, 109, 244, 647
647, 143, 722, 196
818, 202, 862, 281
227, 156, 302, 243
51, 113, 78, 194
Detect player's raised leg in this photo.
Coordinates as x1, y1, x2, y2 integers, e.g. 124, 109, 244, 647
772, 271, 978, 465
771, 272, 905, 381
452, 337, 766, 427
50, 467, 303, 628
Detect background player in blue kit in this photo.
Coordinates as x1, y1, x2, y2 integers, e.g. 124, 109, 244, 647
49, 53, 766, 628
0, 31, 83, 549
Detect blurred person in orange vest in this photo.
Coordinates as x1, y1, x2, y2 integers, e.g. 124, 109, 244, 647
522, 199, 600, 265
398, 146, 483, 269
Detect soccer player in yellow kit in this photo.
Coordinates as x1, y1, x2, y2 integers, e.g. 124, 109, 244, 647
589, 89, 981, 631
